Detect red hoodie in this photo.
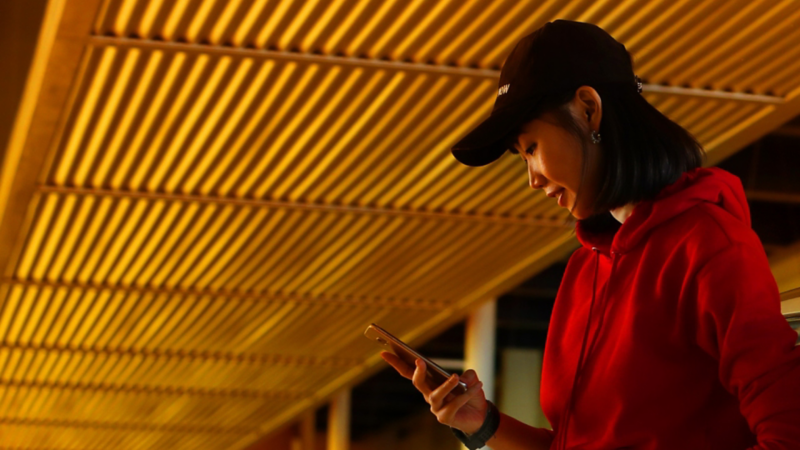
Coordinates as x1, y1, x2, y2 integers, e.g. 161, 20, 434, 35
540, 167, 800, 449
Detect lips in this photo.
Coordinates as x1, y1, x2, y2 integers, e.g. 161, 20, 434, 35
557, 190, 566, 207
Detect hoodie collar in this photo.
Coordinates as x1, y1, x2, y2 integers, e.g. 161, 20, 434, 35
576, 167, 751, 256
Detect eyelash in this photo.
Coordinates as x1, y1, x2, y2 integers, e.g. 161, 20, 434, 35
521, 144, 536, 159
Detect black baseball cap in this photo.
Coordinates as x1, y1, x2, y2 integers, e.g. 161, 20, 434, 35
451, 20, 638, 167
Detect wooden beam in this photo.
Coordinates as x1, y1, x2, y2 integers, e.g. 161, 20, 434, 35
0, 0, 102, 323
771, 125, 800, 139
746, 190, 800, 204
2, 277, 448, 310
37, 185, 572, 228
87, 36, 785, 104
705, 84, 800, 166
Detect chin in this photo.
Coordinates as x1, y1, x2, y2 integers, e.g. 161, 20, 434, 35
568, 206, 594, 220
570, 211, 588, 220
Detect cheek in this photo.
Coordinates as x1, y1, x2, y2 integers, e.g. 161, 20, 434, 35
538, 153, 576, 191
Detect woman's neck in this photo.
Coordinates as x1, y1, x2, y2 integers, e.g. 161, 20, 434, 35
610, 203, 637, 224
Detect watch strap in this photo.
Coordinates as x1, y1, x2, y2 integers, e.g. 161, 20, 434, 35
450, 400, 500, 449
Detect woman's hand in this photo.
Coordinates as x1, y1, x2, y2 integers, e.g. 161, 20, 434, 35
381, 351, 488, 434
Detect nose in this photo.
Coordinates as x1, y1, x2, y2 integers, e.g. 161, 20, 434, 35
527, 160, 545, 190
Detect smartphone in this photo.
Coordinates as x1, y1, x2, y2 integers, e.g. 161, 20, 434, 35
365, 323, 468, 395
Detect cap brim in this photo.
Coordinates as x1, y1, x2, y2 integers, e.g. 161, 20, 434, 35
450, 101, 536, 167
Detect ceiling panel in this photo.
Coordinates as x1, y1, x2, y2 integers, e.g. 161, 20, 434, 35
4, 0, 800, 448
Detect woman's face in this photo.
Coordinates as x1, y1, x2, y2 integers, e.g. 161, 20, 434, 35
513, 88, 604, 219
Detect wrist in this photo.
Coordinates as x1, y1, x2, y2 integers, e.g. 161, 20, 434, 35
451, 401, 500, 450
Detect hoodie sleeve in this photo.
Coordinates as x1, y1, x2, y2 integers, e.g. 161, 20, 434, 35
691, 242, 800, 449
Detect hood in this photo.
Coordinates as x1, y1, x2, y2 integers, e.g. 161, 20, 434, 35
576, 167, 751, 255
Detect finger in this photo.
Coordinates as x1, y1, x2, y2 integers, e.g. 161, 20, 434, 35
459, 369, 480, 386
437, 381, 484, 425
411, 359, 432, 396
380, 352, 414, 379
428, 374, 461, 410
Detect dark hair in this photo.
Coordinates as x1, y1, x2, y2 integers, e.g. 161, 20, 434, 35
506, 82, 705, 228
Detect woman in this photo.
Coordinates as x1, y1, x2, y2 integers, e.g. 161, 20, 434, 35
381, 20, 800, 449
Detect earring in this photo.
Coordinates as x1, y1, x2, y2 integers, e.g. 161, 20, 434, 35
590, 130, 602, 144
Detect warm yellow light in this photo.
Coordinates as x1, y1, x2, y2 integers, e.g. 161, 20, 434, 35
183, 207, 260, 287
380, 83, 492, 206
232, 0, 269, 46
102, 50, 162, 189
458, 1, 529, 65
163, 0, 191, 40
391, 0, 453, 59
196, 60, 282, 194
251, 65, 349, 197
167, 205, 235, 287
189, 60, 274, 194
164, 56, 247, 192
229, 63, 320, 197
341, 77, 473, 205
117, 50, 183, 189
276, 215, 367, 293
77, 197, 132, 284
300, 1, 345, 51
437, 1, 506, 63
279, 0, 321, 49
92, 198, 148, 282
186, 0, 217, 41
305, 73, 429, 201
234, 302, 296, 351
55, 46, 117, 186
369, 2, 424, 57
270, 67, 374, 198
199, 208, 288, 290
228, 211, 325, 291
285, 215, 388, 292
210, 0, 245, 44
33, 194, 76, 281
147, 55, 224, 192
309, 217, 406, 293
70, 289, 110, 343
16, 194, 58, 278
114, 0, 138, 34
118, 199, 168, 286
128, 52, 204, 189
138, 0, 165, 36
77, 48, 140, 186
61, 196, 105, 281
283, 71, 405, 201
136, 201, 201, 286
0, 286, 25, 343
414, 2, 477, 61
323, 0, 370, 54
345, 0, 396, 56
255, 0, 293, 48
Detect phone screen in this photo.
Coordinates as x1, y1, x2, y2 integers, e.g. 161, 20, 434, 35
365, 323, 468, 395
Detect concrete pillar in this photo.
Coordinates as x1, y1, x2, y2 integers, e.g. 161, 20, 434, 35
465, 299, 497, 402
300, 410, 315, 450
499, 348, 549, 429
462, 300, 497, 449
327, 390, 351, 450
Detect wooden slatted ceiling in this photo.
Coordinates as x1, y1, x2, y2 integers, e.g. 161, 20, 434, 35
3, 0, 800, 449
92, 0, 800, 96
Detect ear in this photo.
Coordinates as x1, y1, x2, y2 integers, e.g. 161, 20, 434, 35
573, 86, 602, 132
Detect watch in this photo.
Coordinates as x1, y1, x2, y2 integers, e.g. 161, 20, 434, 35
450, 400, 500, 449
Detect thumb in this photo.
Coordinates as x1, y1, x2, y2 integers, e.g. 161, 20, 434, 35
459, 369, 481, 387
